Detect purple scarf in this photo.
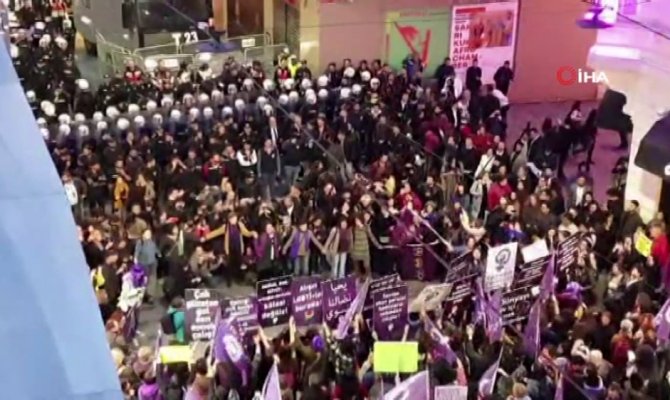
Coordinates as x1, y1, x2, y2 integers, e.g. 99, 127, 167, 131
254, 233, 280, 260
289, 231, 310, 259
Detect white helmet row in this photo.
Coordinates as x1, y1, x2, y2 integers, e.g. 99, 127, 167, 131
263, 79, 275, 91
317, 75, 329, 88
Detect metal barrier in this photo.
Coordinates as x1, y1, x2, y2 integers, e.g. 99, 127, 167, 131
179, 32, 272, 57
133, 42, 181, 61
244, 43, 290, 73
96, 33, 139, 76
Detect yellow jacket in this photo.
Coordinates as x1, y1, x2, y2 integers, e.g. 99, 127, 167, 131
113, 177, 129, 210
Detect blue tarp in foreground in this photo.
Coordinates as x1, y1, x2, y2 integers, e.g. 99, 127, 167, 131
0, 48, 122, 399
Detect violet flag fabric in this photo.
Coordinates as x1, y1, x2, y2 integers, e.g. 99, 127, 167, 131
485, 291, 503, 342
655, 298, 670, 343
554, 373, 564, 400
478, 351, 502, 398
335, 279, 370, 340
262, 362, 282, 400
473, 278, 486, 325
522, 298, 542, 357
213, 317, 250, 386
540, 254, 556, 301
383, 370, 429, 400
424, 317, 458, 365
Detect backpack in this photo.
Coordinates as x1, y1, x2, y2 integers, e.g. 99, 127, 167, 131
160, 311, 176, 335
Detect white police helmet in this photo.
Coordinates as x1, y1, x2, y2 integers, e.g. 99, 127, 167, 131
78, 125, 90, 137
288, 91, 299, 102
106, 106, 119, 119
361, 70, 371, 82
116, 118, 130, 131
256, 96, 268, 107
77, 79, 90, 91
96, 121, 108, 132
222, 106, 233, 116
283, 79, 295, 90
227, 83, 238, 95
92, 111, 104, 122
198, 93, 210, 104
58, 114, 71, 125
301, 78, 312, 90
263, 104, 273, 115
306, 93, 317, 105
146, 100, 157, 112
211, 89, 223, 101
134, 115, 146, 127
234, 98, 245, 110
370, 77, 380, 89
278, 94, 289, 105
318, 89, 329, 100
340, 87, 351, 99
26, 90, 36, 102
317, 75, 329, 88
170, 109, 182, 121
36, 117, 47, 127
74, 113, 86, 123
152, 113, 163, 125
243, 78, 254, 90
344, 67, 355, 78
59, 124, 71, 136
263, 79, 275, 91
203, 107, 214, 118
189, 107, 200, 119
182, 93, 195, 105
305, 89, 315, 99
161, 96, 174, 108
127, 104, 140, 115
40, 128, 50, 139
352, 84, 362, 95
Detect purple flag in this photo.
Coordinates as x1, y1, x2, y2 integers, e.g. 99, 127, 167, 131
373, 285, 409, 340
212, 317, 250, 386
384, 370, 429, 400
473, 278, 486, 325
335, 279, 370, 339
434, 385, 468, 400
478, 351, 501, 398
655, 298, 670, 343
522, 298, 542, 357
540, 255, 556, 301
221, 296, 259, 335
262, 362, 282, 400
485, 291, 503, 342
424, 317, 458, 365
291, 277, 323, 326
554, 373, 564, 400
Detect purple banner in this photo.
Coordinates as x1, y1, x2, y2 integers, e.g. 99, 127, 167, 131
557, 234, 580, 271
291, 277, 323, 326
373, 285, 409, 340
513, 255, 551, 289
399, 244, 437, 281
221, 296, 259, 335
184, 288, 224, 341
502, 285, 538, 325
322, 276, 357, 328
257, 276, 293, 327
364, 274, 401, 317
445, 251, 477, 282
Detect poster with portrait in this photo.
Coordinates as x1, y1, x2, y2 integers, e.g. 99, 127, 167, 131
449, 1, 519, 85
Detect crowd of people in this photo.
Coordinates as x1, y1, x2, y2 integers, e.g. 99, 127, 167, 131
7, 7, 670, 400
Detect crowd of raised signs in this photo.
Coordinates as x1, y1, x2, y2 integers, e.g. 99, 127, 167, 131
8, 5, 670, 400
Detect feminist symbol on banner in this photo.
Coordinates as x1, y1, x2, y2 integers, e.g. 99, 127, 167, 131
495, 249, 511, 272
